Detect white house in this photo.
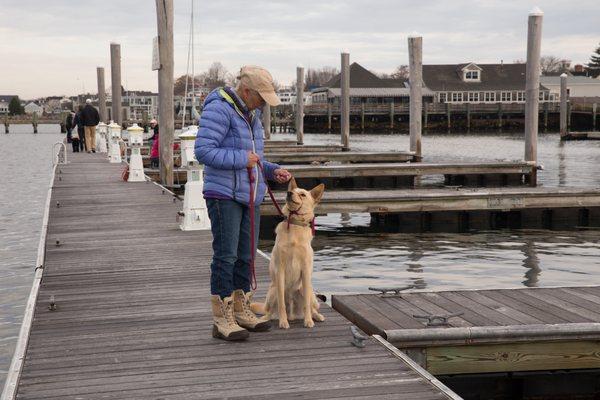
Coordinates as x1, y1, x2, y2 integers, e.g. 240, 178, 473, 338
24, 102, 44, 115
0, 101, 9, 114
540, 76, 600, 99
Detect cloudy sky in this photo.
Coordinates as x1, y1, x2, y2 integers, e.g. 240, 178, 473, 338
1, 0, 598, 99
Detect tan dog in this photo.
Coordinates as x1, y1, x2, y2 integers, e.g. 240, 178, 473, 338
254, 178, 325, 329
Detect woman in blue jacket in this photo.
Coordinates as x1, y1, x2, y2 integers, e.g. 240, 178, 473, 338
195, 66, 291, 341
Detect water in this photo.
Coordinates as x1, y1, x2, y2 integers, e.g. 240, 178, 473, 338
1, 129, 600, 388
0, 126, 62, 388
258, 132, 600, 295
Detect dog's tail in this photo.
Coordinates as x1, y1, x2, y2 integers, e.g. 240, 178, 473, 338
250, 302, 265, 315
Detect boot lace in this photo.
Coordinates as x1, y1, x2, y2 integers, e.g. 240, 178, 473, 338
222, 301, 237, 325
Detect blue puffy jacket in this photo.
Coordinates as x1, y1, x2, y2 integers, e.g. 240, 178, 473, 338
194, 88, 280, 206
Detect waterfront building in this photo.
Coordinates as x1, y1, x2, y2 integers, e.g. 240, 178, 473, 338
311, 62, 435, 105
540, 75, 600, 99
24, 101, 44, 115
423, 62, 554, 104
0, 95, 17, 114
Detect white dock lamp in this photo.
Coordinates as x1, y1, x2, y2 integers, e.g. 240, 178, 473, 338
108, 121, 122, 163
178, 125, 210, 231
127, 123, 145, 182
96, 122, 108, 153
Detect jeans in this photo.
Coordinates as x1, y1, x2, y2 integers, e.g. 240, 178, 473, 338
206, 198, 260, 298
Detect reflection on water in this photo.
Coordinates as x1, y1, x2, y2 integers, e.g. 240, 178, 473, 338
260, 132, 600, 296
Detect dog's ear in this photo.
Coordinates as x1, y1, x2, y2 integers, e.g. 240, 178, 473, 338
288, 177, 298, 191
310, 183, 325, 203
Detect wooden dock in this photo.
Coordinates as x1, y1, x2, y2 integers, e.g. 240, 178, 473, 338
333, 286, 600, 375
5, 152, 458, 399
145, 162, 536, 189
562, 131, 600, 141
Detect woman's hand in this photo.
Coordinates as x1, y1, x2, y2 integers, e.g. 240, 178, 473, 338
247, 151, 260, 168
274, 169, 292, 183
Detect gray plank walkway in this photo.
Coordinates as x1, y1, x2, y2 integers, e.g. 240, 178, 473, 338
13, 153, 454, 399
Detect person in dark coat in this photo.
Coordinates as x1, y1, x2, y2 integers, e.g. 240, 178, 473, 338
73, 106, 86, 152
81, 99, 100, 153
66, 111, 80, 152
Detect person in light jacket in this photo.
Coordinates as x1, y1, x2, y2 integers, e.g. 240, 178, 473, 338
195, 66, 291, 341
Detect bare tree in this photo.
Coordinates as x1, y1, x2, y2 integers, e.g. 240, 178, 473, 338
391, 65, 409, 79
304, 66, 339, 89
174, 74, 204, 96
198, 62, 232, 90
540, 55, 570, 75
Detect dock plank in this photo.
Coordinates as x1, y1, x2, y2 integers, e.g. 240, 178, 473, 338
12, 153, 452, 399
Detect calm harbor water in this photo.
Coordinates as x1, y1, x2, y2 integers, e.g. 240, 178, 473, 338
1, 128, 600, 388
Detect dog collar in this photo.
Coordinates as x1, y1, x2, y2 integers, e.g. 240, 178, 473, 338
284, 215, 316, 236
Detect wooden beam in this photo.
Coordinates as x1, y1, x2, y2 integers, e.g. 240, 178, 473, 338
427, 340, 600, 375
110, 43, 122, 124
96, 67, 108, 123
340, 52, 350, 150
155, 0, 174, 187
524, 9, 543, 162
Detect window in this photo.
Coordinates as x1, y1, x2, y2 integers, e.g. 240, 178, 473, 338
467, 92, 479, 102
501, 92, 512, 102
465, 70, 479, 81
516, 92, 525, 102
539, 91, 548, 101
439, 92, 447, 103
484, 92, 496, 102
451, 92, 463, 102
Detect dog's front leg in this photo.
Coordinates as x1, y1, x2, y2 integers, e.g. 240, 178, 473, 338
276, 268, 289, 329
301, 267, 314, 328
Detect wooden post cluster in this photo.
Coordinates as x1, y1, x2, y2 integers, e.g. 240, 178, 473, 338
340, 52, 350, 151
408, 36, 423, 157
96, 67, 108, 123
524, 8, 543, 163
560, 73, 568, 137
295, 66, 304, 145
110, 43, 122, 125
155, 0, 175, 187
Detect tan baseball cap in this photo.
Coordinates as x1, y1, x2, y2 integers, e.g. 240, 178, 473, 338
238, 65, 281, 106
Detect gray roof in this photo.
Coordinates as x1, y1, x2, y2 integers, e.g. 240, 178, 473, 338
325, 87, 434, 98
322, 63, 407, 89
423, 63, 548, 91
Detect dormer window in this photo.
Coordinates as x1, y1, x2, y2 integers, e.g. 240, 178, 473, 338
465, 71, 479, 81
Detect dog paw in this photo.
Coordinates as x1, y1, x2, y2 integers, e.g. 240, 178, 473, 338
313, 313, 325, 322
304, 318, 315, 328
279, 319, 290, 329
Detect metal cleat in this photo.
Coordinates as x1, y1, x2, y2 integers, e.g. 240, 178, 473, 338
350, 326, 368, 348
368, 285, 415, 298
413, 312, 464, 327
49, 295, 57, 311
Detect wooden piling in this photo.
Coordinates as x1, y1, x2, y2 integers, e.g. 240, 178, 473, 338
466, 103, 471, 131
543, 101, 548, 132
110, 43, 122, 124
390, 101, 395, 130
560, 73, 568, 137
155, 0, 175, 187
262, 104, 271, 139
524, 8, 543, 163
327, 102, 332, 132
498, 103, 503, 131
32, 112, 38, 133
408, 36, 423, 157
4, 115, 9, 134
446, 103, 451, 132
593, 103, 598, 131
96, 67, 108, 123
567, 101, 572, 131
341, 52, 350, 150
423, 103, 428, 131
361, 101, 365, 132
295, 66, 304, 144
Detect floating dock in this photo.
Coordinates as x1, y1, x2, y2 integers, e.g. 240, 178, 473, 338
332, 286, 600, 375
3, 152, 459, 399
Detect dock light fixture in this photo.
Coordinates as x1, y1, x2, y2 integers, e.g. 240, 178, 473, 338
127, 123, 145, 182
178, 125, 210, 231
108, 121, 122, 163
96, 122, 108, 153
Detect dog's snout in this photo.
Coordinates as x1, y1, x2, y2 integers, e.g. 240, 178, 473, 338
286, 191, 293, 201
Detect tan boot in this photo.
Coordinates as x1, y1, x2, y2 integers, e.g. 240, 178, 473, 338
233, 290, 272, 332
211, 295, 249, 341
